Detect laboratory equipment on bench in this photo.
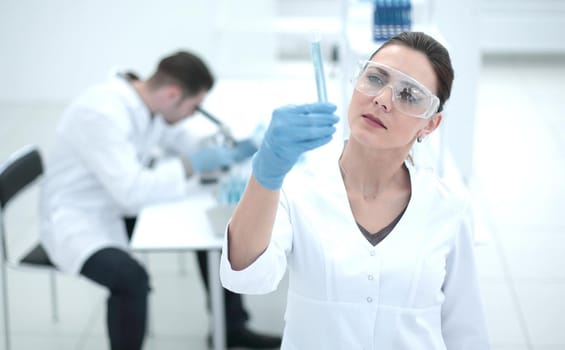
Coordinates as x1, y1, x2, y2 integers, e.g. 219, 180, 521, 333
196, 107, 257, 185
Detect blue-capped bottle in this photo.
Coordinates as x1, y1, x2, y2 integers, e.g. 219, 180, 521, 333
373, 0, 412, 42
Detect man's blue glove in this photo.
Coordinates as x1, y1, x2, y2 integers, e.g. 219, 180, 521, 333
190, 145, 235, 173
252, 102, 339, 190
232, 138, 258, 162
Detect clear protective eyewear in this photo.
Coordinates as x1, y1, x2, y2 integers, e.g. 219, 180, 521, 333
353, 61, 440, 119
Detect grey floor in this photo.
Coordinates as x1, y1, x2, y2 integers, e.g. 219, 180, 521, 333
0, 55, 564, 349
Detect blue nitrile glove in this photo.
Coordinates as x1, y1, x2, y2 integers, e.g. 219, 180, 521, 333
232, 138, 258, 162
252, 102, 339, 190
190, 145, 235, 173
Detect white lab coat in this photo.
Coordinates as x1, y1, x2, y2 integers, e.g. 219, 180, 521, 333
220, 143, 490, 350
40, 74, 197, 274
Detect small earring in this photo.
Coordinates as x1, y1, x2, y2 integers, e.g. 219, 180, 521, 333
417, 135, 423, 143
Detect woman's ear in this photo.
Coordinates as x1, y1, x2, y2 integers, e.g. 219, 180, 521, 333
418, 113, 442, 139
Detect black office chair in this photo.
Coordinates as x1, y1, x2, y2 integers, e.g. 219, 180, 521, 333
0, 145, 59, 350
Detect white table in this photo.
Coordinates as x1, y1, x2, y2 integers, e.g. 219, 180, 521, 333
130, 184, 228, 350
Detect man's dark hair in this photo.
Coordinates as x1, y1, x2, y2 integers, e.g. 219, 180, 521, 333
147, 51, 214, 97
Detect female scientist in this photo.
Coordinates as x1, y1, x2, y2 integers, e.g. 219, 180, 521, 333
220, 31, 490, 349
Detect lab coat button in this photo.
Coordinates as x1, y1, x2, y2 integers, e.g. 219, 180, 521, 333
368, 274, 374, 280
366, 297, 373, 303
369, 250, 376, 256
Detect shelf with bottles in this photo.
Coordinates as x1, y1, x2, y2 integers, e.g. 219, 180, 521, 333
345, 0, 440, 60
372, 0, 412, 41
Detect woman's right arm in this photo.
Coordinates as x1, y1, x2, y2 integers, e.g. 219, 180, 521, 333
225, 102, 339, 270
226, 175, 280, 270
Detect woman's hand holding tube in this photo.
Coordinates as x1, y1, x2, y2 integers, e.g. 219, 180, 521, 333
226, 102, 338, 270
252, 102, 339, 190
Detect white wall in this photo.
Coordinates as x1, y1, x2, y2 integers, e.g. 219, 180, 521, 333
2, 0, 563, 104
0, 0, 276, 103
433, 0, 481, 185
479, 0, 565, 53
0, 0, 208, 102
433, 0, 565, 183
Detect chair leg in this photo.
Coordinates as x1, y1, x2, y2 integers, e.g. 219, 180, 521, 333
1, 264, 11, 350
49, 272, 59, 322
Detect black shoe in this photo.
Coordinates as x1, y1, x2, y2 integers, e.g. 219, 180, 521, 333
227, 328, 281, 349
208, 328, 282, 349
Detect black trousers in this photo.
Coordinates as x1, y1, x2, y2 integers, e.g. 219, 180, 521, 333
79, 217, 249, 350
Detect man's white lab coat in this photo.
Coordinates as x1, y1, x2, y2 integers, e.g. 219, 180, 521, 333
40, 75, 197, 274
221, 144, 490, 350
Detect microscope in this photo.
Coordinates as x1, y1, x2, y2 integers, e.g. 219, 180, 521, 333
196, 106, 239, 185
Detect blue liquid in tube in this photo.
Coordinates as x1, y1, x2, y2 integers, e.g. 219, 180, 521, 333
310, 40, 328, 102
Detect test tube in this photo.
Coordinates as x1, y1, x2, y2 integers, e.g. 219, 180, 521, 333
310, 40, 328, 103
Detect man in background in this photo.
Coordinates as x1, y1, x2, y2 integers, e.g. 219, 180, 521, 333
40, 51, 281, 350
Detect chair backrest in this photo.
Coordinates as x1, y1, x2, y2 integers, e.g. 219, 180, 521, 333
0, 145, 43, 209
0, 145, 43, 262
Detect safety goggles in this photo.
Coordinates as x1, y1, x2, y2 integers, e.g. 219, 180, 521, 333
352, 61, 440, 119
